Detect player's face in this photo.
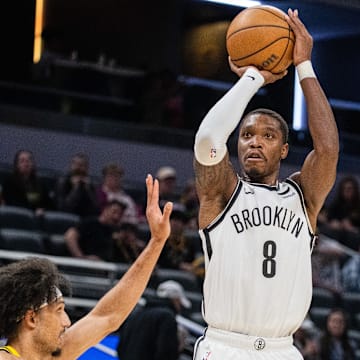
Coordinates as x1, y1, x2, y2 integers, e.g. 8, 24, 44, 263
33, 299, 71, 357
238, 114, 288, 184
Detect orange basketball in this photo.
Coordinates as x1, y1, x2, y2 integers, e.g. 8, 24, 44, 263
226, 5, 295, 74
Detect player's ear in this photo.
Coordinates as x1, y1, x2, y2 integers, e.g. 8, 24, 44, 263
280, 143, 289, 160
23, 309, 37, 329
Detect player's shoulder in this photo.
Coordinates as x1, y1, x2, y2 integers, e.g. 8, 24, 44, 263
0, 353, 16, 360
287, 171, 301, 184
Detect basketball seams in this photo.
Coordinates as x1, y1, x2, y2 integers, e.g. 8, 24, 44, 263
226, 5, 294, 73
231, 37, 293, 62
268, 22, 294, 73
227, 25, 293, 40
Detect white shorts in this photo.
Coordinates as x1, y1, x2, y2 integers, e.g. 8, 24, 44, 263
193, 327, 303, 360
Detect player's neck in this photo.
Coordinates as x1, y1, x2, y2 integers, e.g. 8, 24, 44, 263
243, 174, 278, 186
7, 339, 49, 360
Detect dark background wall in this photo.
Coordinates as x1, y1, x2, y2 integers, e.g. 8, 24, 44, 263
0, 0, 359, 137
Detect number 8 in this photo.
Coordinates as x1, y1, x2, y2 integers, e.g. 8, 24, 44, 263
263, 240, 276, 278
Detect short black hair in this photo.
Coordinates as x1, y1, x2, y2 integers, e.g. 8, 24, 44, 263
0, 257, 71, 340
241, 108, 289, 144
104, 199, 127, 210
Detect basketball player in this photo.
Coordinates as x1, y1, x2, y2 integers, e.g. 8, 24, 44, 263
193, 9, 338, 360
0, 174, 173, 360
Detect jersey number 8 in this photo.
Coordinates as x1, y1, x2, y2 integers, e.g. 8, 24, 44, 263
262, 240, 276, 278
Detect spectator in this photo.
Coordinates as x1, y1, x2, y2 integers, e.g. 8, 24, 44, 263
117, 280, 191, 360
64, 199, 125, 261
96, 163, 139, 224
179, 178, 199, 230
321, 176, 360, 251
294, 318, 320, 360
138, 69, 185, 129
312, 236, 347, 305
158, 204, 196, 272
341, 252, 360, 292
156, 166, 180, 207
112, 222, 146, 264
2, 150, 54, 214
317, 308, 356, 360
56, 153, 99, 216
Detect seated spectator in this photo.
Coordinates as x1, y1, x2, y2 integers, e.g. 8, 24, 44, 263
138, 69, 185, 129
341, 251, 360, 292
158, 204, 195, 272
156, 166, 181, 207
112, 222, 146, 264
56, 152, 99, 216
312, 236, 347, 305
321, 176, 360, 251
2, 150, 54, 214
96, 163, 139, 224
179, 178, 199, 231
64, 199, 125, 261
117, 280, 191, 360
317, 308, 356, 360
294, 317, 320, 360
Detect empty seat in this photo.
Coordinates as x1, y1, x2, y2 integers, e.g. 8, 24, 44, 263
0, 205, 38, 231
342, 292, 360, 315
311, 287, 337, 308
153, 268, 199, 292
348, 330, 360, 349
183, 290, 203, 316
45, 233, 70, 256
40, 211, 80, 235
65, 274, 113, 300
189, 312, 206, 326
0, 228, 45, 253
355, 313, 360, 329
309, 306, 331, 330
137, 222, 151, 242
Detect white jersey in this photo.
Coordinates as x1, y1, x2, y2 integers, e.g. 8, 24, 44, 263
199, 178, 315, 338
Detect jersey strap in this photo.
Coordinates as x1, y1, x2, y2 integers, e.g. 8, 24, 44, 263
0, 345, 21, 357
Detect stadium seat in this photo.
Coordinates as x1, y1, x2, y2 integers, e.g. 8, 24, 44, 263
39, 210, 80, 235
65, 274, 113, 300
0, 228, 45, 253
185, 290, 202, 312
309, 306, 331, 330
152, 268, 200, 292
0, 205, 38, 231
45, 233, 70, 256
342, 292, 360, 315
311, 287, 337, 308
349, 330, 360, 349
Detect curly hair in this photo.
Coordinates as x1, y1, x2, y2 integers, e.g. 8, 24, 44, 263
0, 257, 71, 341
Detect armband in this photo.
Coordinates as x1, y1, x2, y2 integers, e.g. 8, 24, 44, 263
296, 60, 316, 82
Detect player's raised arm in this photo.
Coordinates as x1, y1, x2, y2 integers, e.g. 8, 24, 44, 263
61, 174, 173, 360
286, 9, 339, 225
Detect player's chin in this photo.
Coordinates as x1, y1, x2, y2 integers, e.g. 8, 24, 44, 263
245, 167, 264, 180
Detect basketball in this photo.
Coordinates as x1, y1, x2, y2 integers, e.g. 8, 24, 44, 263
226, 5, 295, 74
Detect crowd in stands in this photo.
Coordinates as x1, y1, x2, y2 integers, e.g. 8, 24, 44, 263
0, 150, 204, 284
1, 149, 360, 358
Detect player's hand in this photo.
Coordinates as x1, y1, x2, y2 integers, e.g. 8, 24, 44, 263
145, 174, 172, 243
285, 9, 313, 66
228, 57, 287, 85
